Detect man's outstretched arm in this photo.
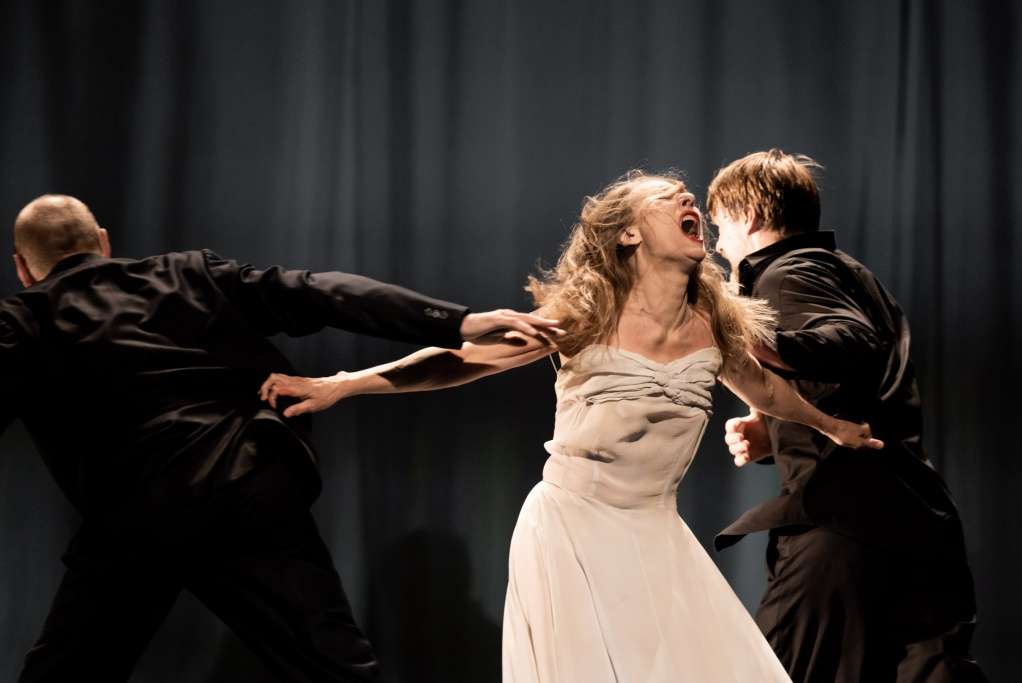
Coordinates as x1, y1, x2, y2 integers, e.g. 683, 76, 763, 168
201, 250, 560, 349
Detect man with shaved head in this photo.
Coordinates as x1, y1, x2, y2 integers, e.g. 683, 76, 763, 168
0, 194, 560, 682
13, 195, 110, 285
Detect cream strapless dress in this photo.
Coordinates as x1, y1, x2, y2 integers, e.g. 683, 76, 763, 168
502, 345, 791, 682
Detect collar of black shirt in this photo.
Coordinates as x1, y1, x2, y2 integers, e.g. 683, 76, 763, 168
737, 230, 837, 294
45, 252, 106, 280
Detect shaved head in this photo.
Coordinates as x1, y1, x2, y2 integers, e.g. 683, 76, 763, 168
13, 194, 107, 280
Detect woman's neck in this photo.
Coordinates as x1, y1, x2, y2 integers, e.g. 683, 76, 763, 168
622, 262, 693, 334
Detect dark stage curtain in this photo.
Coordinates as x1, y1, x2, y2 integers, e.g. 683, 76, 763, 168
1, 1, 1018, 680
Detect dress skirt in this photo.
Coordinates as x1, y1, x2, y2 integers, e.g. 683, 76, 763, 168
502, 481, 791, 683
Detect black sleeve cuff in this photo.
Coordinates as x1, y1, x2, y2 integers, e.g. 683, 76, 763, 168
422, 301, 470, 349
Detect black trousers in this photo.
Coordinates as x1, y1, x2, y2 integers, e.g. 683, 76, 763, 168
757, 526, 987, 683
19, 458, 379, 682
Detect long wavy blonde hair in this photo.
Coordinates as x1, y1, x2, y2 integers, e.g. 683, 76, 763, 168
527, 171, 775, 371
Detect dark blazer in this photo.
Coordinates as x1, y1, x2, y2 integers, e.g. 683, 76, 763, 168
716, 232, 961, 550
0, 250, 468, 519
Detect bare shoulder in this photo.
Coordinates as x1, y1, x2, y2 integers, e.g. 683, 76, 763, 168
689, 307, 716, 347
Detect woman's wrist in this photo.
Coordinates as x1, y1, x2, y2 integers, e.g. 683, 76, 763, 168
331, 369, 385, 397
323, 371, 354, 400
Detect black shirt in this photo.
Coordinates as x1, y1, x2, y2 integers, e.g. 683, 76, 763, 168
0, 250, 468, 518
717, 232, 959, 549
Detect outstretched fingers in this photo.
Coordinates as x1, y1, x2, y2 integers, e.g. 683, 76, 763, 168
510, 320, 540, 337
500, 310, 565, 340
515, 311, 564, 332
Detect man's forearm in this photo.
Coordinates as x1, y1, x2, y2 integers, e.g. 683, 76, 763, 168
204, 250, 468, 347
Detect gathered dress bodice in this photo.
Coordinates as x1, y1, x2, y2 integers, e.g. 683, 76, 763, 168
542, 344, 723, 509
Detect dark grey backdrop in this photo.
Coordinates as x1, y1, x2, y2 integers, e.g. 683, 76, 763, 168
1, 1, 1017, 680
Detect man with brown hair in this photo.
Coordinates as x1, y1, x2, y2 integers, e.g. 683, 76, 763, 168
2, 194, 560, 682
707, 150, 985, 682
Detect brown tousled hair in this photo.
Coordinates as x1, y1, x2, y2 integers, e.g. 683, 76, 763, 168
707, 148, 822, 235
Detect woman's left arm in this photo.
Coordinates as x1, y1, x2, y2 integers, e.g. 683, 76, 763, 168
720, 350, 884, 450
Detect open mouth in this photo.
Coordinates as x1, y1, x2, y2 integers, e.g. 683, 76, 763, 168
680, 213, 703, 242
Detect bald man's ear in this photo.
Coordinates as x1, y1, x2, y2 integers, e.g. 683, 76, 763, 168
97, 227, 111, 258
13, 253, 37, 288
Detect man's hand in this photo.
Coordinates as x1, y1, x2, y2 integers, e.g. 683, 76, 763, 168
460, 309, 565, 345
724, 408, 773, 467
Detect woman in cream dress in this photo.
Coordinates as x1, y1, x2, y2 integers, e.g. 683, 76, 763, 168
260, 172, 882, 682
